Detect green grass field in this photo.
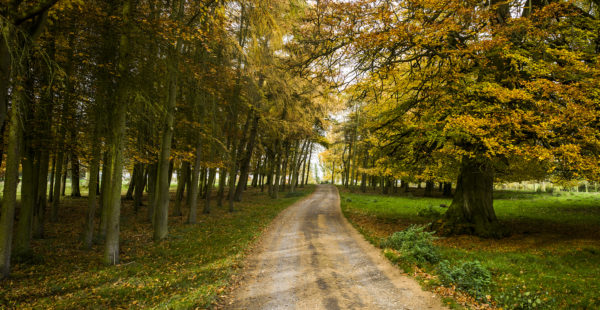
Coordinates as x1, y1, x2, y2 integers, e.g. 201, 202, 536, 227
1, 185, 314, 309
339, 188, 600, 309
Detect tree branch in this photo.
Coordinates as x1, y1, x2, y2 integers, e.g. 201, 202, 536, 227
15, 0, 59, 25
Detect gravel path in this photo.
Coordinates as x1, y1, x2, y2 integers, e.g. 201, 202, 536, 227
226, 185, 446, 310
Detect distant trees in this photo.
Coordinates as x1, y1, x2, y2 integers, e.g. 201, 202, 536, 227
0, 0, 330, 279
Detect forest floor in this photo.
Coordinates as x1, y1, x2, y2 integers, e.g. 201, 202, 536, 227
339, 186, 600, 309
223, 185, 445, 309
0, 185, 314, 309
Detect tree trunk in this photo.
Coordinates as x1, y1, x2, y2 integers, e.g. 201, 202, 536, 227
300, 145, 308, 187
51, 150, 64, 222
234, 112, 259, 202
167, 159, 174, 187
83, 139, 100, 249
187, 144, 202, 223
0, 36, 10, 168
289, 140, 305, 193
33, 150, 49, 239
153, 5, 183, 239
267, 151, 274, 196
203, 168, 217, 214
443, 182, 453, 197
61, 155, 68, 196
424, 181, 434, 197
197, 166, 206, 199
133, 163, 146, 213
402, 180, 409, 192
173, 161, 189, 217
331, 160, 335, 185
154, 117, 175, 240
125, 165, 137, 200
252, 156, 261, 188
436, 158, 504, 238
104, 0, 133, 264
15, 67, 37, 256
217, 167, 226, 207
304, 143, 312, 186
0, 91, 23, 278
272, 142, 282, 199
98, 153, 112, 239
71, 154, 81, 197
280, 143, 289, 191
48, 155, 56, 203
104, 112, 126, 264
147, 162, 158, 222
15, 148, 36, 258
382, 176, 389, 195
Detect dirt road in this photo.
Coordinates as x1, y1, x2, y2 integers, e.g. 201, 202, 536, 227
227, 185, 445, 309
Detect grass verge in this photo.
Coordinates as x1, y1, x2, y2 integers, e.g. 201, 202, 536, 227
339, 187, 600, 309
1, 186, 314, 309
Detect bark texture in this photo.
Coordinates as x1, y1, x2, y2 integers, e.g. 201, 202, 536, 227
435, 158, 506, 238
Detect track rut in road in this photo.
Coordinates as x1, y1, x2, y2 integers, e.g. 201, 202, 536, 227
227, 185, 445, 310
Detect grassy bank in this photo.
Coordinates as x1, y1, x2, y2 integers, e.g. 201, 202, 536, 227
339, 187, 600, 309
1, 186, 314, 309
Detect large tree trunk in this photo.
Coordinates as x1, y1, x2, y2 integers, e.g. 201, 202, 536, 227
0, 91, 23, 279
436, 158, 504, 238
104, 110, 127, 264
104, 0, 133, 265
154, 0, 184, 240
14, 148, 36, 258
15, 71, 37, 257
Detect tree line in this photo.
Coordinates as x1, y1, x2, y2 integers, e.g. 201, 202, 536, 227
0, 0, 331, 279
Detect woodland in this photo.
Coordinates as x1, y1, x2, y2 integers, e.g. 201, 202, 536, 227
0, 0, 599, 308
0, 0, 330, 281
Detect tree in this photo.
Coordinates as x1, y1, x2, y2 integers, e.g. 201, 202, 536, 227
306, 0, 600, 237
0, 0, 57, 279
